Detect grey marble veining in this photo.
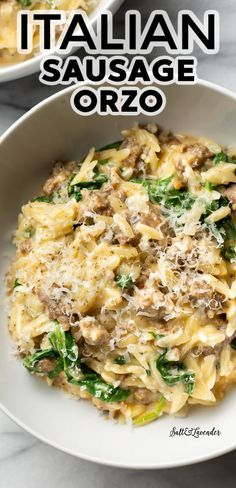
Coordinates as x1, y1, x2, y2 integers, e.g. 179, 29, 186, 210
0, 0, 236, 486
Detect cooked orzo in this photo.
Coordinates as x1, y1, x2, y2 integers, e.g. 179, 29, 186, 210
7, 124, 236, 425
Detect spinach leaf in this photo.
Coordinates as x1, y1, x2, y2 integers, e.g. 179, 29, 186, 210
203, 195, 228, 217
68, 185, 82, 202
66, 362, 130, 402
149, 331, 165, 339
217, 216, 236, 261
222, 246, 236, 261
133, 177, 195, 212
135, 176, 228, 224
97, 159, 109, 165
24, 226, 34, 238
24, 325, 79, 382
230, 338, 236, 350
24, 323, 130, 403
115, 355, 126, 365
68, 174, 82, 202
115, 274, 133, 290
156, 350, 195, 394
23, 349, 64, 379
220, 216, 236, 241
213, 152, 236, 165
91, 174, 108, 187
133, 176, 234, 258
13, 278, 21, 289
206, 216, 236, 261
202, 196, 236, 258
49, 322, 79, 370
17, 0, 32, 6
68, 173, 108, 201
49, 324, 130, 402
33, 195, 53, 203
69, 372, 130, 402
97, 140, 122, 151
203, 181, 215, 191
213, 152, 228, 165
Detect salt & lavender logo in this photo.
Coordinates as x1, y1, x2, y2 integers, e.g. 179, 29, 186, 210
169, 427, 221, 438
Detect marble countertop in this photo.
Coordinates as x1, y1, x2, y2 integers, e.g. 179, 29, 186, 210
0, 0, 236, 485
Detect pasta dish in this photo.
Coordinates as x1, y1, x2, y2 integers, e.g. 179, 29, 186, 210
0, 0, 97, 66
7, 125, 236, 426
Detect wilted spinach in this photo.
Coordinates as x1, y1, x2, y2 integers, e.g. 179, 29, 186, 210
23, 349, 64, 379
203, 195, 229, 217
156, 350, 195, 394
213, 216, 236, 261
49, 322, 79, 371
132, 177, 195, 212
68, 172, 108, 201
13, 278, 21, 289
213, 152, 236, 165
115, 355, 126, 365
68, 363, 130, 402
24, 323, 130, 403
230, 338, 236, 350
97, 140, 122, 151
33, 195, 53, 203
17, 0, 32, 6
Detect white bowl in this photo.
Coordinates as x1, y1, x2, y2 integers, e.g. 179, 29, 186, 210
0, 80, 235, 469
0, 0, 124, 83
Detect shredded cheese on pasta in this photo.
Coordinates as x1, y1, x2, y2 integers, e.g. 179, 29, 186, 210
7, 125, 236, 425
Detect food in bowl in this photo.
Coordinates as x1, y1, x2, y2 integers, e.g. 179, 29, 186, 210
6, 124, 236, 426
0, 0, 97, 66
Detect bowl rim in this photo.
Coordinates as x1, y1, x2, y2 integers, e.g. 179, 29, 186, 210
0, 0, 124, 83
0, 77, 236, 469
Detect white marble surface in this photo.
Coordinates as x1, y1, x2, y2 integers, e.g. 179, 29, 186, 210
0, 0, 236, 485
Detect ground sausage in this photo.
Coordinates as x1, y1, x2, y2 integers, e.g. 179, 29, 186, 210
120, 137, 143, 168
173, 143, 213, 171
191, 331, 236, 359
43, 161, 77, 196
37, 358, 57, 374
224, 184, 236, 210
79, 190, 110, 216
133, 388, 158, 404
37, 288, 71, 330
79, 316, 109, 346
